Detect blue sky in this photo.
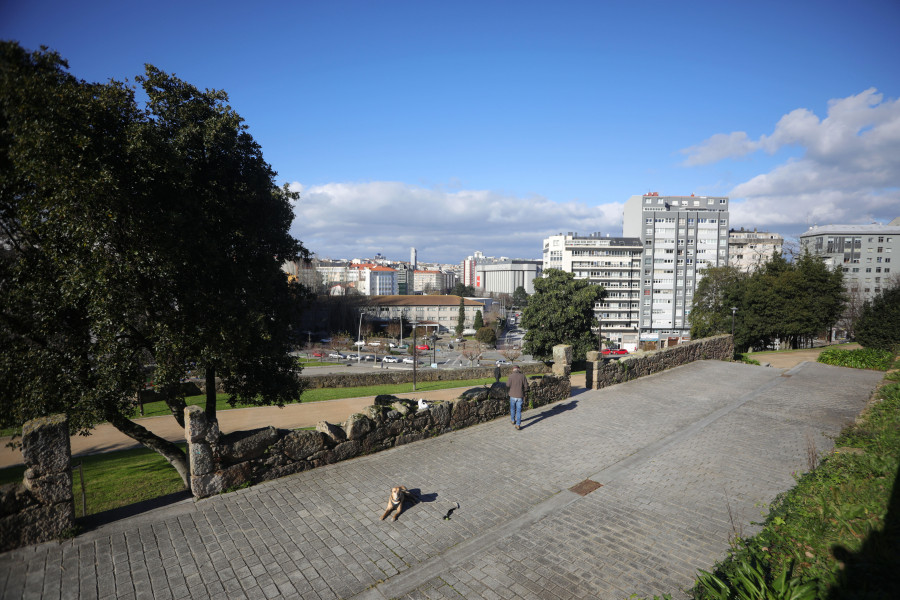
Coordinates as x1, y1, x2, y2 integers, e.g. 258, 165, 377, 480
3, 0, 899, 263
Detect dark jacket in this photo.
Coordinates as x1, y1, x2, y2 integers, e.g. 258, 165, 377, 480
506, 370, 528, 399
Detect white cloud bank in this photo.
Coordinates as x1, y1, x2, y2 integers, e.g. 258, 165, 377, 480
681, 88, 900, 231
287, 181, 625, 263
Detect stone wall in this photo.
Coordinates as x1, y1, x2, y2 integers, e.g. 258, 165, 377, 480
187, 347, 573, 499
0, 415, 75, 552
585, 334, 734, 390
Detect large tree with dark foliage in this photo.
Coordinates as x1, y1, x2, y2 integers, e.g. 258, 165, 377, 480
0, 42, 308, 489
521, 269, 605, 361
855, 285, 900, 351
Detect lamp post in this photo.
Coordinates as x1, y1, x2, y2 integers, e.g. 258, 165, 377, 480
410, 320, 419, 391
357, 312, 364, 365
730, 307, 737, 337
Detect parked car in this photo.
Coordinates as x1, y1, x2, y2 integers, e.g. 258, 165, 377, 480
602, 348, 629, 356
496, 359, 510, 366
312, 352, 325, 358
328, 352, 344, 359
416, 344, 430, 350
398, 344, 409, 350
354, 341, 366, 347
388, 342, 397, 348
320, 337, 332, 343
362, 354, 375, 361
345, 353, 358, 360
382, 355, 400, 363
402, 357, 416, 364
369, 341, 381, 346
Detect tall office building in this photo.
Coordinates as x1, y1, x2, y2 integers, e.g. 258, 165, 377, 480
800, 219, 900, 303
623, 193, 730, 342
410, 247, 417, 272
542, 233, 643, 349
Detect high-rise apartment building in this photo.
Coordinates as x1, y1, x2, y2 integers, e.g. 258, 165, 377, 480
623, 193, 730, 342
410, 247, 417, 272
474, 260, 542, 295
542, 232, 642, 349
461, 256, 478, 287
800, 219, 900, 302
728, 228, 784, 272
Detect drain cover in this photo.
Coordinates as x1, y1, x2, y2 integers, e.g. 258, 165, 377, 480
569, 479, 603, 496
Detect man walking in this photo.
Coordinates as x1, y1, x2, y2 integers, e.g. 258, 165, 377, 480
506, 365, 528, 430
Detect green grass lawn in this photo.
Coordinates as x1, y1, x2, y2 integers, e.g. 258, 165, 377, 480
0, 445, 187, 518
134, 376, 499, 418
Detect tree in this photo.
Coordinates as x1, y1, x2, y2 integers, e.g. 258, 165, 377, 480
0, 43, 308, 489
455, 297, 465, 337
473, 310, 484, 330
512, 286, 529, 308
499, 345, 522, 363
475, 326, 497, 347
855, 286, 900, 351
689, 266, 747, 339
520, 269, 605, 361
450, 283, 475, 297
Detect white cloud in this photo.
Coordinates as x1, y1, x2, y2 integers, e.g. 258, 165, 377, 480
682, 88, 900, 231
287, 181, 624, 263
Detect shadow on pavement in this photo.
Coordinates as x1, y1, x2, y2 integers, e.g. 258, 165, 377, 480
521, 399, 579, 429
77, 490, 193, 533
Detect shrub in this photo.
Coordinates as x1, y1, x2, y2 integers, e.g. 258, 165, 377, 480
816, 347, 893, 371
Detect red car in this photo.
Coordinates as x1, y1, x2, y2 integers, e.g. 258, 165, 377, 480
602, 348, 628, 356
312, 352, 325, 357
416, 344, 430, 350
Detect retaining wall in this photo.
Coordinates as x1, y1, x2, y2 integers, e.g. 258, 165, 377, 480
186, 349, 572, 499
0, 415, 75, 552
585, 334, 734, 390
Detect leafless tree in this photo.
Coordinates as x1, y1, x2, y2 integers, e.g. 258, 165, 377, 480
459, 341, 483, 366
499, 344, 522, 363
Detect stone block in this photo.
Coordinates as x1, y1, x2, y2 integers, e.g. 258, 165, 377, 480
344, 414, 374, 441
279, 430, 327, 461
23, 471, 72, 505
395, 432, 425, 446
316, 421, 346, 444
585, 350, 600, 362
191, 462, 252, 499
391, 401, 411, 417
217, 427, 281, 462
552, 344, 573, 367
185, 406, 208, 443
373, 395, 398, 407
460, 387, 489, 402
488, 382, 508, 399
0, 482, 37, 516
429, 402, 451, 429
331, 440, 361, 462
552, 363, 571, 377
189, 443, 215, 476
21, 415, 70, 476
0, 502, 74, 552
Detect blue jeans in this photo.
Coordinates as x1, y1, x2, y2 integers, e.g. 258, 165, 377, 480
510, 397, 523, 427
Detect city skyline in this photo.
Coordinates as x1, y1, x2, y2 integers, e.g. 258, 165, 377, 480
3, 1, 899, 263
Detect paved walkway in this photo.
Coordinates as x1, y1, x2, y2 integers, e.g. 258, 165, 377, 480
0, 360, 884, 599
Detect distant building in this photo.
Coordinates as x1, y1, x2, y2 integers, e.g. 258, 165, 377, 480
363, 295, 485, 332
800, 220, 900, 302
728, 228, 784, 271
474, 261, 542, 295
413, 270, 446, 293
410, 247, 417, 272
623, 193, 730, 342
350, 264, 398, 296
542, 232, 642, 349
461, 256, 478, 287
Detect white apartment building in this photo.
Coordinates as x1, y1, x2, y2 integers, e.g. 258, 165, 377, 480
413, 270, 448, 293
623, 193, 730, 342
728, 228, 784, 272
800, 219, 900, 302
351, 265, 398, 296
542, 232, 642, 349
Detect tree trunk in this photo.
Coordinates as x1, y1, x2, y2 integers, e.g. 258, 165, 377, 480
104, 409, 191, 490
205, 362, 217, 423
161, 383, 187, 428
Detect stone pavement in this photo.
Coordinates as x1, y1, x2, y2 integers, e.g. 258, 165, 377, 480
0, 360, 884, 599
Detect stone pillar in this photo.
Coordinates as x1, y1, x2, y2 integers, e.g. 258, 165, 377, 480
185, 405, 220, 499
585, 350, 602, 389
0, 414, 75, 552
552, 344, 572, 377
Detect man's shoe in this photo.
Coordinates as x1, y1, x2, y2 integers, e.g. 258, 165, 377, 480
515, 425, 521, 430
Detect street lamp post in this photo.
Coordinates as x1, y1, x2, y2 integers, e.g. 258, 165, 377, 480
730, 307, 738, 337
410, 320, 419, 391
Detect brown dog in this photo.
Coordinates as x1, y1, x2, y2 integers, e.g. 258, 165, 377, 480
380, 486, 410, 521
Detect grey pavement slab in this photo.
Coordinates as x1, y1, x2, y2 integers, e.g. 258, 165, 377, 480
0, 360, 883, 599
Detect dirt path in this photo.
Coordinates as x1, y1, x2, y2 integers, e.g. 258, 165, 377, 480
0, 374, 586, 468
748, 344, 858, 369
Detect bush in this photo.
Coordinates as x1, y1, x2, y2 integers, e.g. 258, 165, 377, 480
475, 326, 497, 346
816, 347, 893, 371
855, 285, 900, 351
